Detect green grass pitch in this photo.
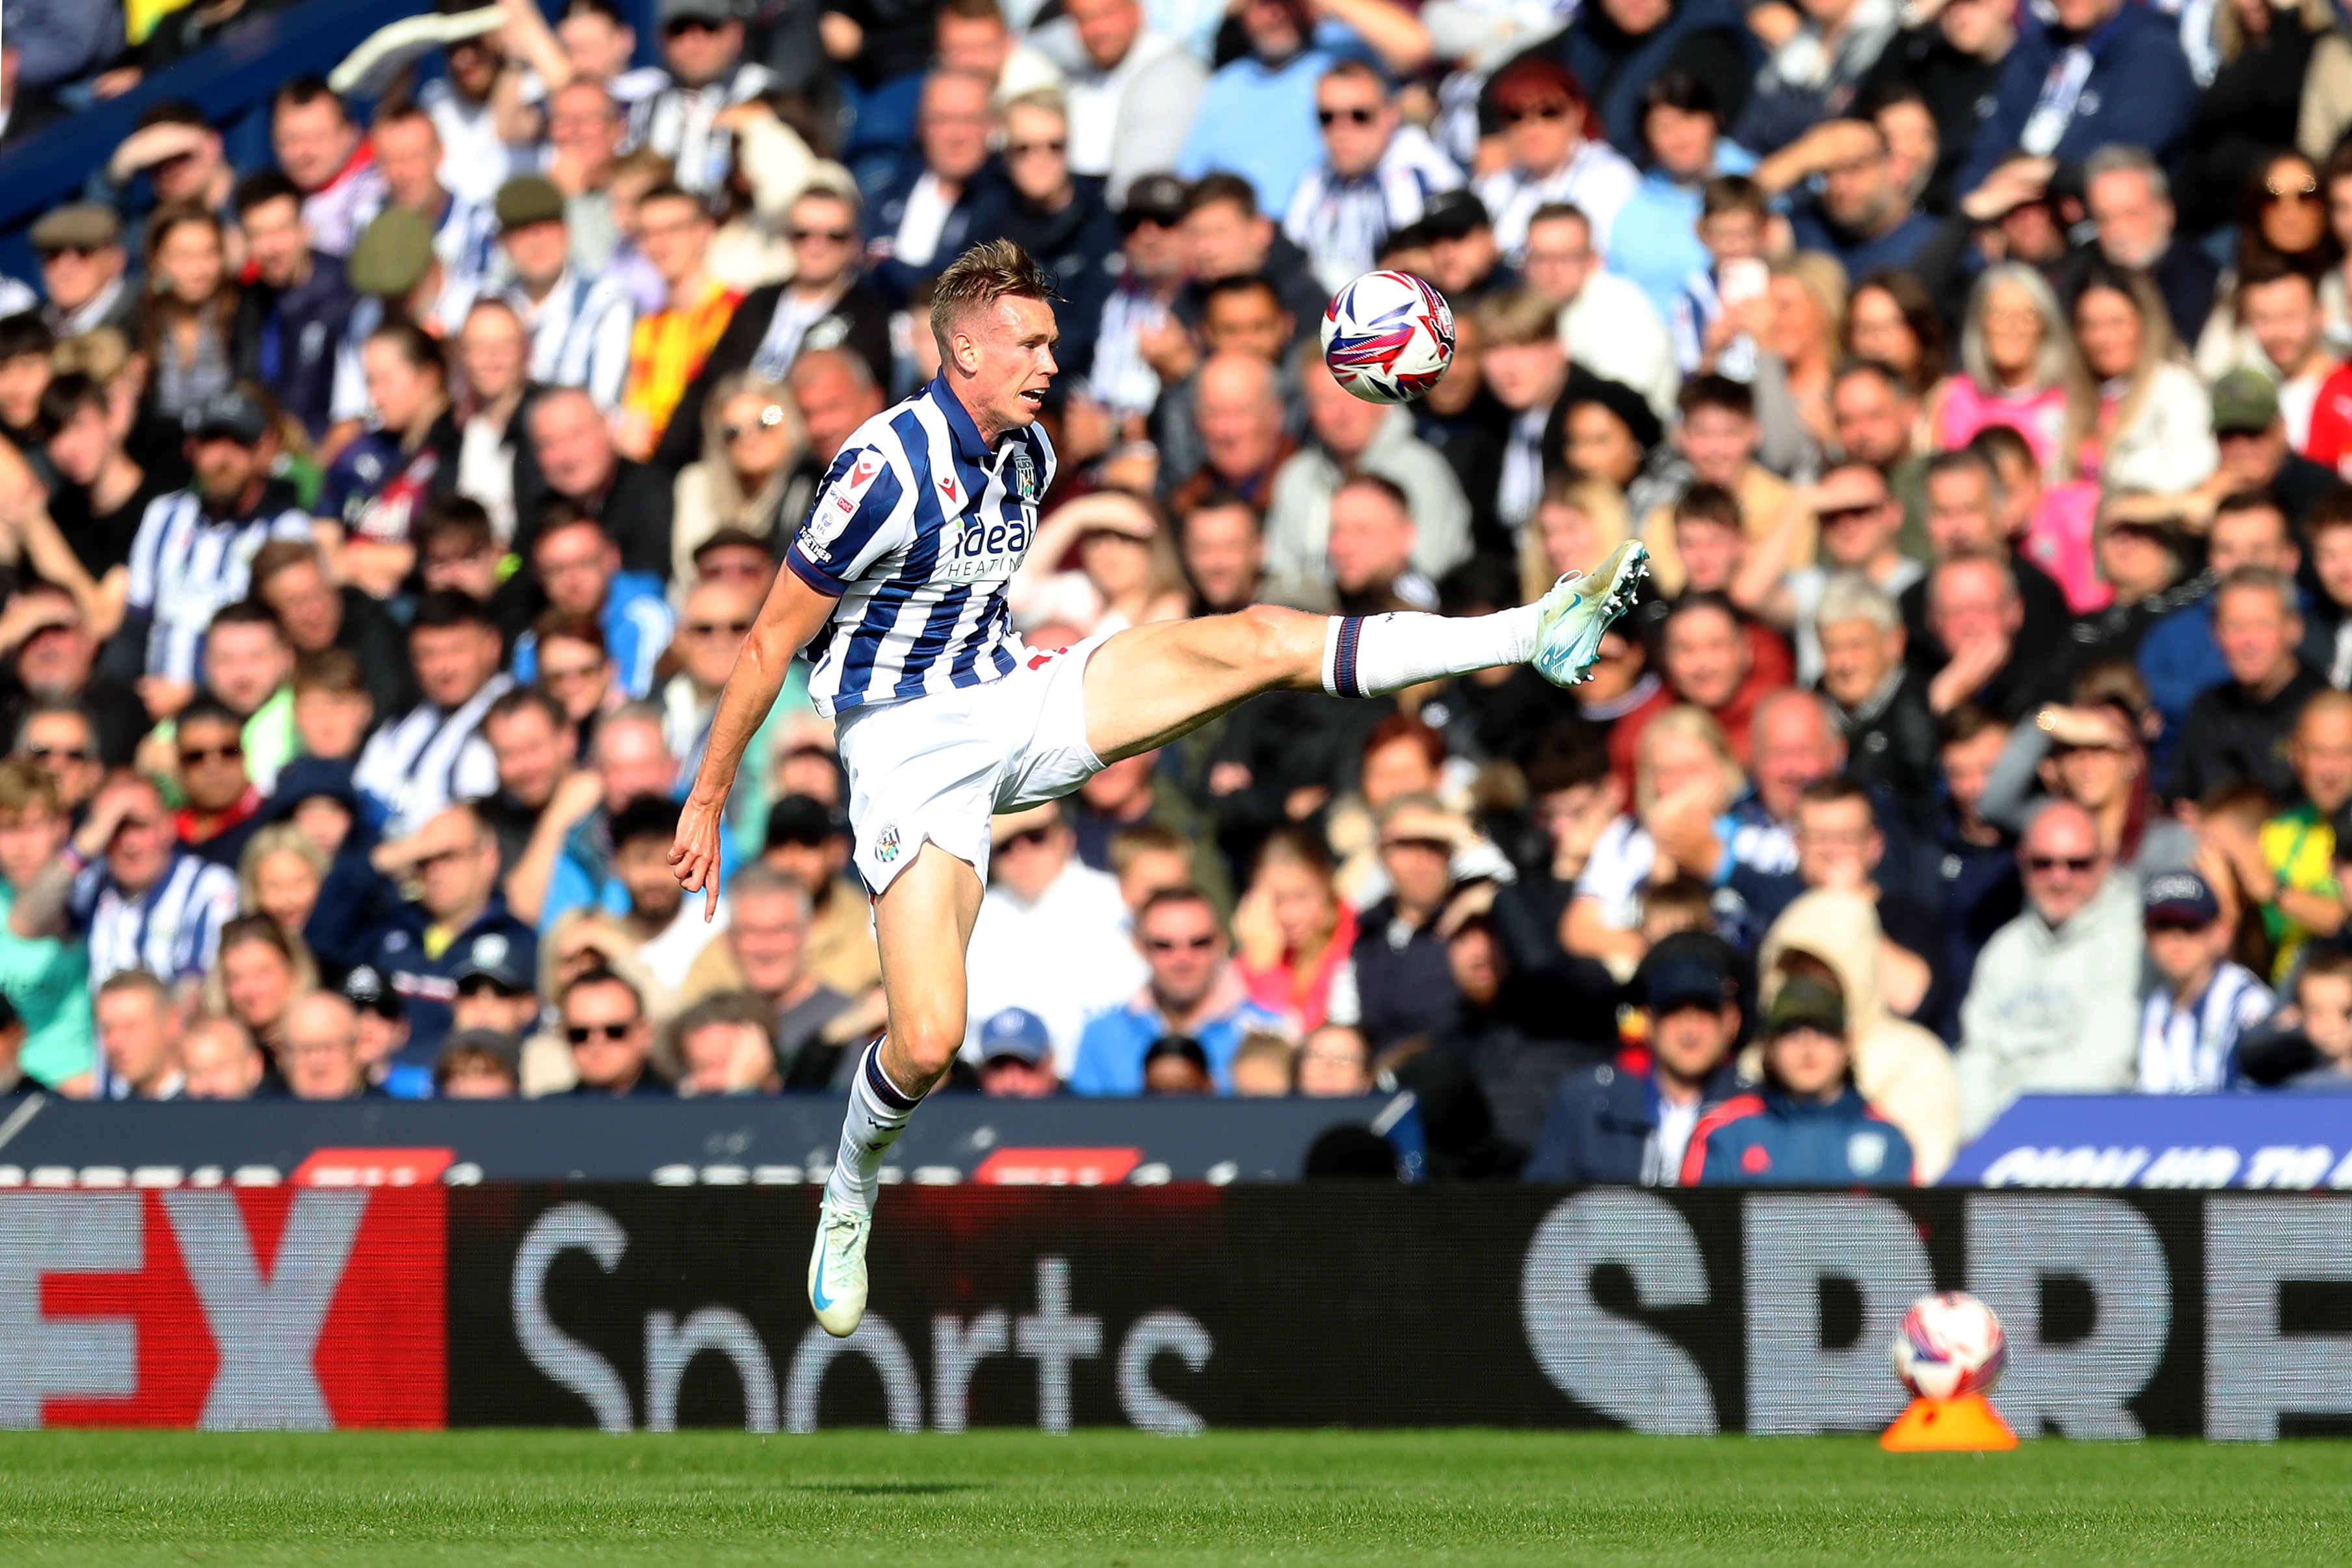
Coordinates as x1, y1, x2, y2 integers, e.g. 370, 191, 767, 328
3, 1430, 2351, 1567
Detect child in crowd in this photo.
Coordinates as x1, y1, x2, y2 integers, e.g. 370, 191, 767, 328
2137, 870, 2273, 1093
2305, 489, 2352, 687
1666, 484, 1747, 599
1639, 878, 1716, 947
1671, 176, 1767, 380
2284, 949, 2352, 1087
1972, 423, 2103, 616
1228, 1030, 1297, 1097
2238, 947, 2352, 1087
291, 650, 375, 763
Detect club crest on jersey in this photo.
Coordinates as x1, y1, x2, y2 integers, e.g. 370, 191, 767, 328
1011, 447, 1037, 500
875, 824, 901, 864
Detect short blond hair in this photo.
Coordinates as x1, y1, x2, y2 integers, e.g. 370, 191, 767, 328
1773, 252, 1849, 337
1474, 287, 1561, 350
931, 239, 1055, 361
0, 757, 59, 822
1634, 705, 1743, 818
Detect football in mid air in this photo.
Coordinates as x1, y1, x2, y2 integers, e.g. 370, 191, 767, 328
1891, 1291, 2007, 1402
1320, 269, 1457, 404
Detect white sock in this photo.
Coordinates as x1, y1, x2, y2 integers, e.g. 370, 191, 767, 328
1321, 608, 1540, 699
823, 1042, 921, 1214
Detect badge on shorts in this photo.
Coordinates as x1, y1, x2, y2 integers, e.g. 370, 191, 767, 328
875, 824, 901, 865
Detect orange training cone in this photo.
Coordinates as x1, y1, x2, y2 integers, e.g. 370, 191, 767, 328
1879, 1394, 2018, 1451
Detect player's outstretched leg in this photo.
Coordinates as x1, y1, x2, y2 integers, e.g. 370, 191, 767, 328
1079, 542, 1649, 762
809, 841, 983, 1337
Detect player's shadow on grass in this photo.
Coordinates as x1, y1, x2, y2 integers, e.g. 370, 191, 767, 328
790, 1482, 987, 1496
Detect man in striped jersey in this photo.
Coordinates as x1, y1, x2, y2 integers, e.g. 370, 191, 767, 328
354, 592, 514, 841
497, 176, 636, 413
670, 239, 1647, 1337
10, 774, 240, 995
373, 101, 502, 330
1284, 59, 1464, 296
122, 390, 314, 694
631, 0, 778, 198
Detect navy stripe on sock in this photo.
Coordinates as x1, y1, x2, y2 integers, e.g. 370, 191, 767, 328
863, 1043, 920, 1112
1333, 616, 1366, 699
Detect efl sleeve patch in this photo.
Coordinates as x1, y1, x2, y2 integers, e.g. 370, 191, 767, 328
795, 446, 908, 591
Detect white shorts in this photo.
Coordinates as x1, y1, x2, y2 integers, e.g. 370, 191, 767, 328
833, 633, 1109, 894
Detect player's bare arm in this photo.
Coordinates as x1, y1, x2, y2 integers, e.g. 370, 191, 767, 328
668, 564, 837, 918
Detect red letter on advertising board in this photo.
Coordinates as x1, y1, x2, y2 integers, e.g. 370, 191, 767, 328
3, 1188, 446, 1429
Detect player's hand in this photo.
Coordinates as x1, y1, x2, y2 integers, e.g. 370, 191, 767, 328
671, 796, 726, 922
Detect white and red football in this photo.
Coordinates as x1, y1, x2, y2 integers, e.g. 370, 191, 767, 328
1892, 1290, 2007, 1402
1320, 269, 1457, 405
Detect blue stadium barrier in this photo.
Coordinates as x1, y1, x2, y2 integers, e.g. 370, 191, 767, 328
0, 1091, 1408, 1186
0, 0, 668, 282
0, 0, 432, 278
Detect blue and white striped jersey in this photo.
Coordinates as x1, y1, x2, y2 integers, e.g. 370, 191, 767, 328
787, 374, 1056, 718
507, 268, 637, 412
1282, 124, 1464, 296
125, 486, 313, 683
68, 850, 241, 991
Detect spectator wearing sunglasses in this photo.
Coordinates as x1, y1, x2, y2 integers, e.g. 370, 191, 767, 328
632, 0, 780, 197
1283, 59, 1463, 296
658, 580, 761, 792
1471, 55, 1638, 268
656, 185, 892, 472
1072, 885, 1281, 1094
1955, 798, 2143, 1136
966, 90, 1124, 384
13, 703, 105, 815
510, 504, 675, 700
964, 801, 1149, 1077
31, 205, 137, 341
670, 379, 813, 584
562, 965, 673, 1096
172, 697, 266, 870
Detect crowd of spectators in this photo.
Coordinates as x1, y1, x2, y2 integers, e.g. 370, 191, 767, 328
11, 0, 2352, 1188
